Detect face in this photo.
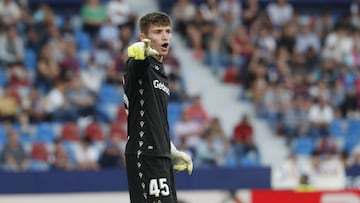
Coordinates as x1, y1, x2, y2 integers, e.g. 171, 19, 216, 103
140, 24, 172, 57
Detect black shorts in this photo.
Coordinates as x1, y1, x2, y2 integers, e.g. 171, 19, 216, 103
126, 155, 177, 203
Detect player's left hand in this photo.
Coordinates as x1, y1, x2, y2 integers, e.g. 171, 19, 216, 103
171, 151, 193, 175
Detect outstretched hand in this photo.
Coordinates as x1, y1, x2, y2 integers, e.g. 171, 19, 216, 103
127, 39, 159, 60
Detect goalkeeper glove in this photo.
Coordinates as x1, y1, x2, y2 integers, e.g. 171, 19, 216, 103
127, 39, 159, 60
171, 142, 193, 175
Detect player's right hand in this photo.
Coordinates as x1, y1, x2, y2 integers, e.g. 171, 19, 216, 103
127, 39, 159, 60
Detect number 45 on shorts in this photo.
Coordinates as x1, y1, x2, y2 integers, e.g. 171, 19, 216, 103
149, 178, 170, 197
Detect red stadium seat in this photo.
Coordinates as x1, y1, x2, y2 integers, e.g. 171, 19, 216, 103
60, 122, 80, 141
109, 122, 127, 141
85, 122, 104, 141
31, 143, 48, 161
116, 105, 128, 124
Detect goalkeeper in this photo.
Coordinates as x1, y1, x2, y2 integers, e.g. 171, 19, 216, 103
123, 12, 193, 203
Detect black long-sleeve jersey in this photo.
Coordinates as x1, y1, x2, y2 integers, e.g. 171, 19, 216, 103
123, 56, 171, 158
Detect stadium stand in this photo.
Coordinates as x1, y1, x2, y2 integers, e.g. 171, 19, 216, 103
0, 0, 359, 179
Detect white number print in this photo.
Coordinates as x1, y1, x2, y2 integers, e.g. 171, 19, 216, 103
149, 178, 170, 197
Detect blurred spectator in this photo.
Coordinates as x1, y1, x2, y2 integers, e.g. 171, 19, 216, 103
15, 0, 28, 11
232, 115, 256, 159
98, 18, 119, 50
32, 4, 56, 42
315, 12, 335, 42
0, 130, 29, 171
263, 81, 290, 130
164, 50, 188, 102
308, 96, 334, 138
0, 0, 21, 27
61, 16, 75, 38
330, 80, 346, 109
25, 27, 45, 54
8, 64, 30, 87
35, 44, 59, 93
105, 26, 132, 85
228, 25, 254, 68
266, 0, 294, 28
73, 136, 100, 170
277, 23, 297, 55
344, 30, 360, 68
322, 25, 353, 63
351, 0, 360, 28
173, 110, 204, 153
242, 0, 259, 29
16, 112, 32, 136
219, 0, 242, 34
0, 26, 24, 67
186, 95, 210, 125
210, 117, 226, 138
47, 24, 66, 62
206, 26, 225, 76
117, 24, 132, 51
106, 0, 137, 30
349, 145, 360, 167
59, 39, 81, 80
282, 97, 309, 147
50, 139, 73, 170
296, 174, 315, 192
309, 80, 330, 101
80, 56, 105, 93
195, 127, 227, 167
255, 26, 276, 60
199, 0, 220, 24
66, 77, 96, 119
0, 85, 19, 123
340, 150, 351, 168
186, 7, 215, 60
22, 87, 50, 123
98, 135, 125, 168
45, 80, 77, 122
171, 0, 196, 38
81, 0, 107, 38
296, 24, 321, 55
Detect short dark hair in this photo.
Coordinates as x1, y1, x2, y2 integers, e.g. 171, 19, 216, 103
139, 12, 171, 34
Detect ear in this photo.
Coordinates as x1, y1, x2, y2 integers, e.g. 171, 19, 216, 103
139, 33, 146, 41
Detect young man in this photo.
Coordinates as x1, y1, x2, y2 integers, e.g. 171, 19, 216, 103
123, 12, 193, 203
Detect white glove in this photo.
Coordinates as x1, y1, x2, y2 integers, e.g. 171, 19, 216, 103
127, 39, 159, 60
171, 142, 193, 175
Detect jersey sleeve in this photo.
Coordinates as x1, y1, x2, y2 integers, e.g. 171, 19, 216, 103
126, 57, 151, 79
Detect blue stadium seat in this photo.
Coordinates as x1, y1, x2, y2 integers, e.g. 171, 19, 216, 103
293, 136, 314, 156
28, 160, 50, 171
0, 124, 7, 144
99, 84, 123, 105
75, 31, 92, 51
0, 68, 7, 86
240, 153, 260, 167
167, 102, 183, 137
346, 119, 360, 134
329, 119, 345, 137
24, 48, 37, 71
35, 123, 56, 143
343, 133, 360, 152
55, 14, 65, 28
62, 141, 78, 165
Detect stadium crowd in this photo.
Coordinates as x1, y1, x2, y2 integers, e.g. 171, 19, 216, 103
169, 0, 360, 169
0, 0, 359, 173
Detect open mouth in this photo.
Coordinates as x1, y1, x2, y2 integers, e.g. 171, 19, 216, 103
161, 43, 169, 49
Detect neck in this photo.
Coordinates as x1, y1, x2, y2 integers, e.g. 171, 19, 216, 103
154, 55, 163, 62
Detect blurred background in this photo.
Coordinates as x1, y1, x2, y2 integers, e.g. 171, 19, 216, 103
0, 0, 360, 202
